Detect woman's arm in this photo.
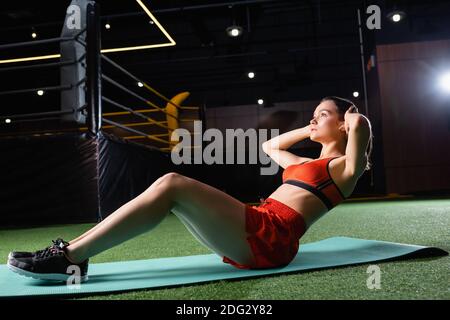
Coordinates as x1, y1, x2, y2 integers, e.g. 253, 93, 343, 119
261, 125, 313, 169
262, 125, 312, 151
344, 107, 371, 176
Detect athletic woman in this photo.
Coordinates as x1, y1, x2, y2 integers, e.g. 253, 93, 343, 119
7, 96, 373, 282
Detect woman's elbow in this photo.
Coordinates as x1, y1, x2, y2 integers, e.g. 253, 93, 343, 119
261, 141, 271, 154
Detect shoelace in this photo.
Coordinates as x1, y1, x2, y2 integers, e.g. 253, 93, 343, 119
35, 238, 69, 259
34, 238, 66, 255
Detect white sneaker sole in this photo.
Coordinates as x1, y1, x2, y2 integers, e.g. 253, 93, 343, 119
7, 261, 88, 283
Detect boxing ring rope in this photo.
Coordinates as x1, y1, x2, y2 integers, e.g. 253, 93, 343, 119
100, 54, 183, 113
0, 59, 81, 73
0, 30, 87, 128
101, 97, 171, 144
98, 54, 203, 152
0, 1, 203, 153
0, 34, 85, 50
101, 74, 177, 122
0, 85, 73, 97
80, 0, 201, 152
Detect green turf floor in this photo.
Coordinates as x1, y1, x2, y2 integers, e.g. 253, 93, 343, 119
0, 198, 449, 300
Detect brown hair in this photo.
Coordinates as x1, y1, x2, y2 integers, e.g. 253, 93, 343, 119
320, 96, 374, 172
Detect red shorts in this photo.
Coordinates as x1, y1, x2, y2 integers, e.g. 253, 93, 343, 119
222, 197, 307, 269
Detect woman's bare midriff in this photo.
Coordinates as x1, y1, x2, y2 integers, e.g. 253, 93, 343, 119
268, 184, 329, 228
267, 156, 357, 229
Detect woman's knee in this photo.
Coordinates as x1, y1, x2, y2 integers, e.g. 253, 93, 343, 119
153, 172, 185, 192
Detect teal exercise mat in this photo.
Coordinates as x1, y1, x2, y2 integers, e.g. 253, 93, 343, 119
0, 236, 447, 298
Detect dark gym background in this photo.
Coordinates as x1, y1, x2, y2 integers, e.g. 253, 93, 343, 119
1, 0, 449, 227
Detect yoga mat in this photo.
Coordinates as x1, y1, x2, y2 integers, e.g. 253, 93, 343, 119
0, 236, 447, 298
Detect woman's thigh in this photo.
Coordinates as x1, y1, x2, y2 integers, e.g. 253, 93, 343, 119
167, 173, 254, 266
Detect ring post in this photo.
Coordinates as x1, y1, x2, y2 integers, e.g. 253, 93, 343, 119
60, 0, 88, 125
86, 1, 102, 135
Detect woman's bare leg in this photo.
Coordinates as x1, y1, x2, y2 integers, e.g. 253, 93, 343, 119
67, 175, 167, 245
65, 173, 254, 266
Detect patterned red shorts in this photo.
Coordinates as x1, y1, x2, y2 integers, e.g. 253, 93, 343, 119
222, 197, 307, 269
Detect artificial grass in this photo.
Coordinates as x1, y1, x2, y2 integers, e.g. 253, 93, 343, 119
0, 198, 449, 300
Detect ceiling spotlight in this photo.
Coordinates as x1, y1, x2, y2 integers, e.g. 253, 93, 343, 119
353, 91, 360, 98
105, 23, 111, 30
438, 72, 450, 94
226, 25, 243, 37
149, 20, 154, 24
5, 119, 11, 124
387, 10, 406, 23
137, 82, 144, 87
30, 27, 37, 39
257, 99, 264, 105
37, 90, 44, 96
248, 72, 255, 79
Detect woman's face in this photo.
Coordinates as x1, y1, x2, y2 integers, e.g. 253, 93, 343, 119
309, 100, 344, 142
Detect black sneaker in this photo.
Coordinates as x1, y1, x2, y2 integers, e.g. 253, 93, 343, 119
7, 239, 89, 282
8, 238, 68, 260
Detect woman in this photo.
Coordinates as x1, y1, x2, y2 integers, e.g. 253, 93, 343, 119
7, 96, 374, 282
